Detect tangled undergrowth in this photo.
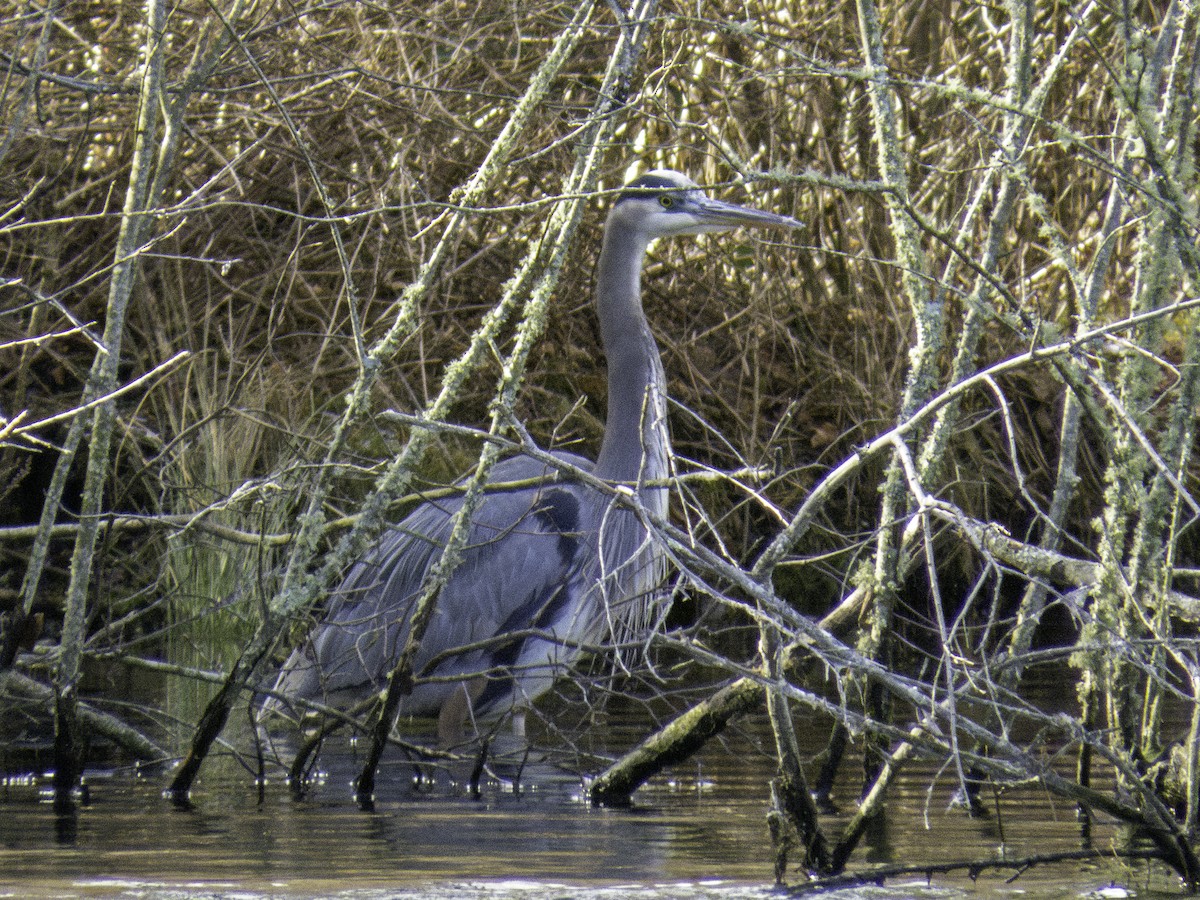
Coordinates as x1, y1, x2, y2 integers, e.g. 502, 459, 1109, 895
3, 0, 1200, 889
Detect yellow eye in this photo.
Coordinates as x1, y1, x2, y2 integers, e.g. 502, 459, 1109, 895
658, 195, 674, 209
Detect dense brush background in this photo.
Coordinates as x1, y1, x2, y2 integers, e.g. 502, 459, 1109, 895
0, 0, 1192, 729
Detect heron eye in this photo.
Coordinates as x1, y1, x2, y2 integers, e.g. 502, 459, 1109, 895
658, 195, 674, 209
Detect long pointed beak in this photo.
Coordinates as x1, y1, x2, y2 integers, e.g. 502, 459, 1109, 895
695, 197, 803, 231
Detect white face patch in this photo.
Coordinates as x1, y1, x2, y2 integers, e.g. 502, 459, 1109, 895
612, 169, 799, 240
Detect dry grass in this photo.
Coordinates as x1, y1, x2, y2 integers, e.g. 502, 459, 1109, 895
0, 0, 1194, 730
0, 1, 1174, 581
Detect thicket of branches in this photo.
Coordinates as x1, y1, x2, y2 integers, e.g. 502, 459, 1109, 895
2, 0, 1200, 890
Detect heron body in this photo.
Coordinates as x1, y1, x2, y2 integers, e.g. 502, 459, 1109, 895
270, 170, 799, 740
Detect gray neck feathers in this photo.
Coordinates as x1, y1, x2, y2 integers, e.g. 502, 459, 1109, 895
593, 217, 670, 517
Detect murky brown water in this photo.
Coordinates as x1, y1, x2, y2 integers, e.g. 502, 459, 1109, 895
0, 686, 1189, 899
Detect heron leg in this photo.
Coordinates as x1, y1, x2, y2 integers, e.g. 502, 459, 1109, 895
437, 677, 486, 747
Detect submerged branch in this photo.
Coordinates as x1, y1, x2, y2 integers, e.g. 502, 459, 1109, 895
787, 847, 1168, 895
2, 670, 168, 765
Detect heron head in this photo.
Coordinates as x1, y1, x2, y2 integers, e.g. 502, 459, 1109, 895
613, 169, 801, 238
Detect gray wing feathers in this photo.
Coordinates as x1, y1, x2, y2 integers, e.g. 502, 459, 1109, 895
272, 453, 602, 716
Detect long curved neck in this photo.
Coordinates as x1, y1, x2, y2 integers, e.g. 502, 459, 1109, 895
593, 218, 669, 507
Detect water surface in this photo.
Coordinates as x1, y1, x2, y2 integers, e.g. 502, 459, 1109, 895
0, 696, 1187, 899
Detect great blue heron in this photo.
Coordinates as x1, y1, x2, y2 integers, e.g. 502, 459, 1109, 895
269, 169, 799, 744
